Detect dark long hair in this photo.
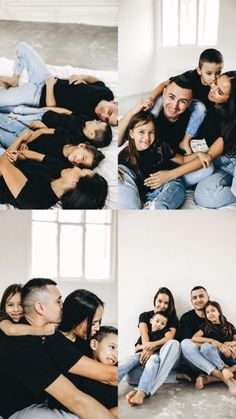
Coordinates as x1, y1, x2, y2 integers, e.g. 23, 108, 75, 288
222, 118, 236, 157
204, 300, 234, 339
217, 71, 236, 120
0, 284, 23, 321
59, 289, 104, 339
153, 287, 177, 320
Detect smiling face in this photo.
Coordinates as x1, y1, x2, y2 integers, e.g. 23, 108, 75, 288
163, 82, 192, 121
197, 62, 222, 86
191, 288, 209, 312
129, 120, 155, 151
74, 304, 104, 340
83, 120, 107, 140
92, 333, 118, 365
5, 292, 23, 323
205, 304, 220, 324
150, 313, 168, 332
154, 293, 169, 313
208, 74, 231, 104
67, 144, 94, 168
95, 100, 118, 126
61, 166, 94, 187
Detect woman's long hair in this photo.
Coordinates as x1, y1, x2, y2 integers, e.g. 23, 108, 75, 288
204, 300, 234, 339
59, 289, 104, 339
217, 71, 236, 120
153, 287, 178, 321
0, 284, 23, 321
222, 117, 236, 157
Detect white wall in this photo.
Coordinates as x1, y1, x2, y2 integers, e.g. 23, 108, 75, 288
0, 211, 117, 326
0, 0, 118, 26
118, 211, 236, 358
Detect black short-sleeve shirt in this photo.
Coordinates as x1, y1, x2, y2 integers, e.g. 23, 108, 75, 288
156, 109, 190, 153
0, 319, 60, 418
199, 320, 236, 343
138, 310, 179, 331
181, 69, 210, 107
42, 111, 88, 143
179, 309, 205, 341
28, 129, 73, 163
40, 80, 114, 118
135, 326, 170, 350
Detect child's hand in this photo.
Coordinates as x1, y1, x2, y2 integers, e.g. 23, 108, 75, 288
197, 152, 212, 168
211, 340, 223, 350
144, 170, 171, 189
46, 76, 57, 88
143, 341, 156, 351
30, 120, 47, 129
19, 143, 28, 151
42, 323, 56, 336
132, 97, 154, 114
6, 150, 18, 163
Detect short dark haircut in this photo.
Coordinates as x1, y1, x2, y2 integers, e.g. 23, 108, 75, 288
61, 173, 108, 209
83, 144, 105, 169
93, 125, 113, 148
59, 289, 104, 339
93, 325, 118, 342
191, 286, 207, 294
198, 48, 223, 69
21, 278, 57, 312
0, 283, 23, 320
168, 74, 192, 91
152, 311, 168, 321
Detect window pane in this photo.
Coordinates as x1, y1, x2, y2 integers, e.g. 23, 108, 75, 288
58, 210, 83, 223
198, 0, 219, 45
32, 210, 57, 222
180, 0, 197, 44
162, 0, 178, 46
59, 225, 83, 277
86, 210, 112, 224
85, 225, 111, 280
31, 221, 57, 278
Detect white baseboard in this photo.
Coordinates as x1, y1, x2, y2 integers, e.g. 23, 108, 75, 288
0, 0, 118, 26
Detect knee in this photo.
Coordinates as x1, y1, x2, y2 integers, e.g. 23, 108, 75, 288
181, 338, 194, 352
166, 339, 181, 355
193, 101, 207, 116
200, 342, 213, 356
146, 354, 159, 366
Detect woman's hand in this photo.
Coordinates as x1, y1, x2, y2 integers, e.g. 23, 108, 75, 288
30, 120, 47, 129
46, 76, 57, 88
6, 150, 18, 164
210, 340, 223, 350
68, 74, 84, 85
144, 170, 171, 189
143, 341, 156, 351
197, 152, 212, 168
19, 143, 28, 151
140, 347, 154, 365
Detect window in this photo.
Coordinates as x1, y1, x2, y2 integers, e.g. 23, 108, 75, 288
31, 210, 115, 281
162, 0, 219, 46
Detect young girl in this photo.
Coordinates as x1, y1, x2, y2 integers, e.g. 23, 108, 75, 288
118, 108, 212, 209
0, 284, 55, 336
192, 300, 236, 393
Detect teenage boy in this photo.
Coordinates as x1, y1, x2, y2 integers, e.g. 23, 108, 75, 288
0, 278, 114, 419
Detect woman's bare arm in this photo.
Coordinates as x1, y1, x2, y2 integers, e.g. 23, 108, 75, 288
68, 356, 118, 386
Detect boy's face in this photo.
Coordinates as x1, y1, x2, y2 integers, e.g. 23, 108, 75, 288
197, 62, 222, 86
150, 313, 168, 332
83, 120, 107, 140
91, 333, 118, 365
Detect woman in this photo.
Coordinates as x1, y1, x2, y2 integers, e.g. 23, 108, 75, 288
44, 289, 117, 415
120, 287, 180, 405
0, 135, 108, 209
195, 71, 236, 207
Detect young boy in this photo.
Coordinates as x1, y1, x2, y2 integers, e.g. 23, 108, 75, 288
90, 325, 118, 366
119, 312, 172, 405
150, 48, 224, 154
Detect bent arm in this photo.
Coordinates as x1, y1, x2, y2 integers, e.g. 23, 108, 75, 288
0, 319, 54, 336
138, 322, 150, 346
147, 329, 176, 350
45, 374, 115, 419
69, 356, 118, 386
150, 80, 169, 102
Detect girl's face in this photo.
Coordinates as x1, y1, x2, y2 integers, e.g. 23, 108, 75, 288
5, 292, 23, 323
205, 305, 220, 323
154, 293, 169, 313
208, 74, 231, 104
129, 120, 155, 151
74, 304, 104, 340
67, 145, 94, 168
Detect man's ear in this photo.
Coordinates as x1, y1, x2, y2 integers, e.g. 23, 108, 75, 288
90, 338, 98, 351
35, 301, 44, 315
112, 99, 118, 104
196, 67, 202, 76
78, 143, 85, 149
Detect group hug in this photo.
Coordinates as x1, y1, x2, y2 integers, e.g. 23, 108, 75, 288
119, 286, 236, 406
0, 280, 118, 418
118, 48, 236, 209
0, 42, 117, 209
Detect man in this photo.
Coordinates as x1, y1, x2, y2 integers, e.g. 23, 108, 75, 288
0, 278, 114, 419
0, 42, 118, 126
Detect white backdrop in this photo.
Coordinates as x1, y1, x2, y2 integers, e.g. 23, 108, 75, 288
118, 211, 236, 359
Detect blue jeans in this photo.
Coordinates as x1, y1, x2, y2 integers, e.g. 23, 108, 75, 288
0, 42, 51, 108
119, 352, 161, 395
181, 339, 216, 375
183, 164, 214, 187
200, 343, 236, 370
124, 340, 181, 396
194, 155, 236, 208
118, 165, 186, 209
0, 108, 46, 148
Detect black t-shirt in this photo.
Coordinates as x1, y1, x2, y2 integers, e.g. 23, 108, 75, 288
28, 129, 73, 163
156, 109, 190, 153
0, 155, 66, 209
199, 320, 236, 343
0, 318, 60, 418
40, 80, 114, 118
118, 143, 177, 197
135, 326, 170, 352
42, 111, 88, 143
179, 309, 205, 341
138, 310, 179, 331
45, 331, 117, 410
181, 69, 211, 107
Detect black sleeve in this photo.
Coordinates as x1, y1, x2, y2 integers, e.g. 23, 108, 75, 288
16, 178, 58, 209
42, 111, 65, 128
45, 333, 84, 373
138, 311, 150, 326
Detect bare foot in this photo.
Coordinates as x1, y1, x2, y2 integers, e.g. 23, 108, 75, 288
126, 390, 137, 405
226, 378, 236, 396
195, 375, 206, 390
222, 368, 233, 381
176, 372, 192, 382
129, 390, 145, 405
